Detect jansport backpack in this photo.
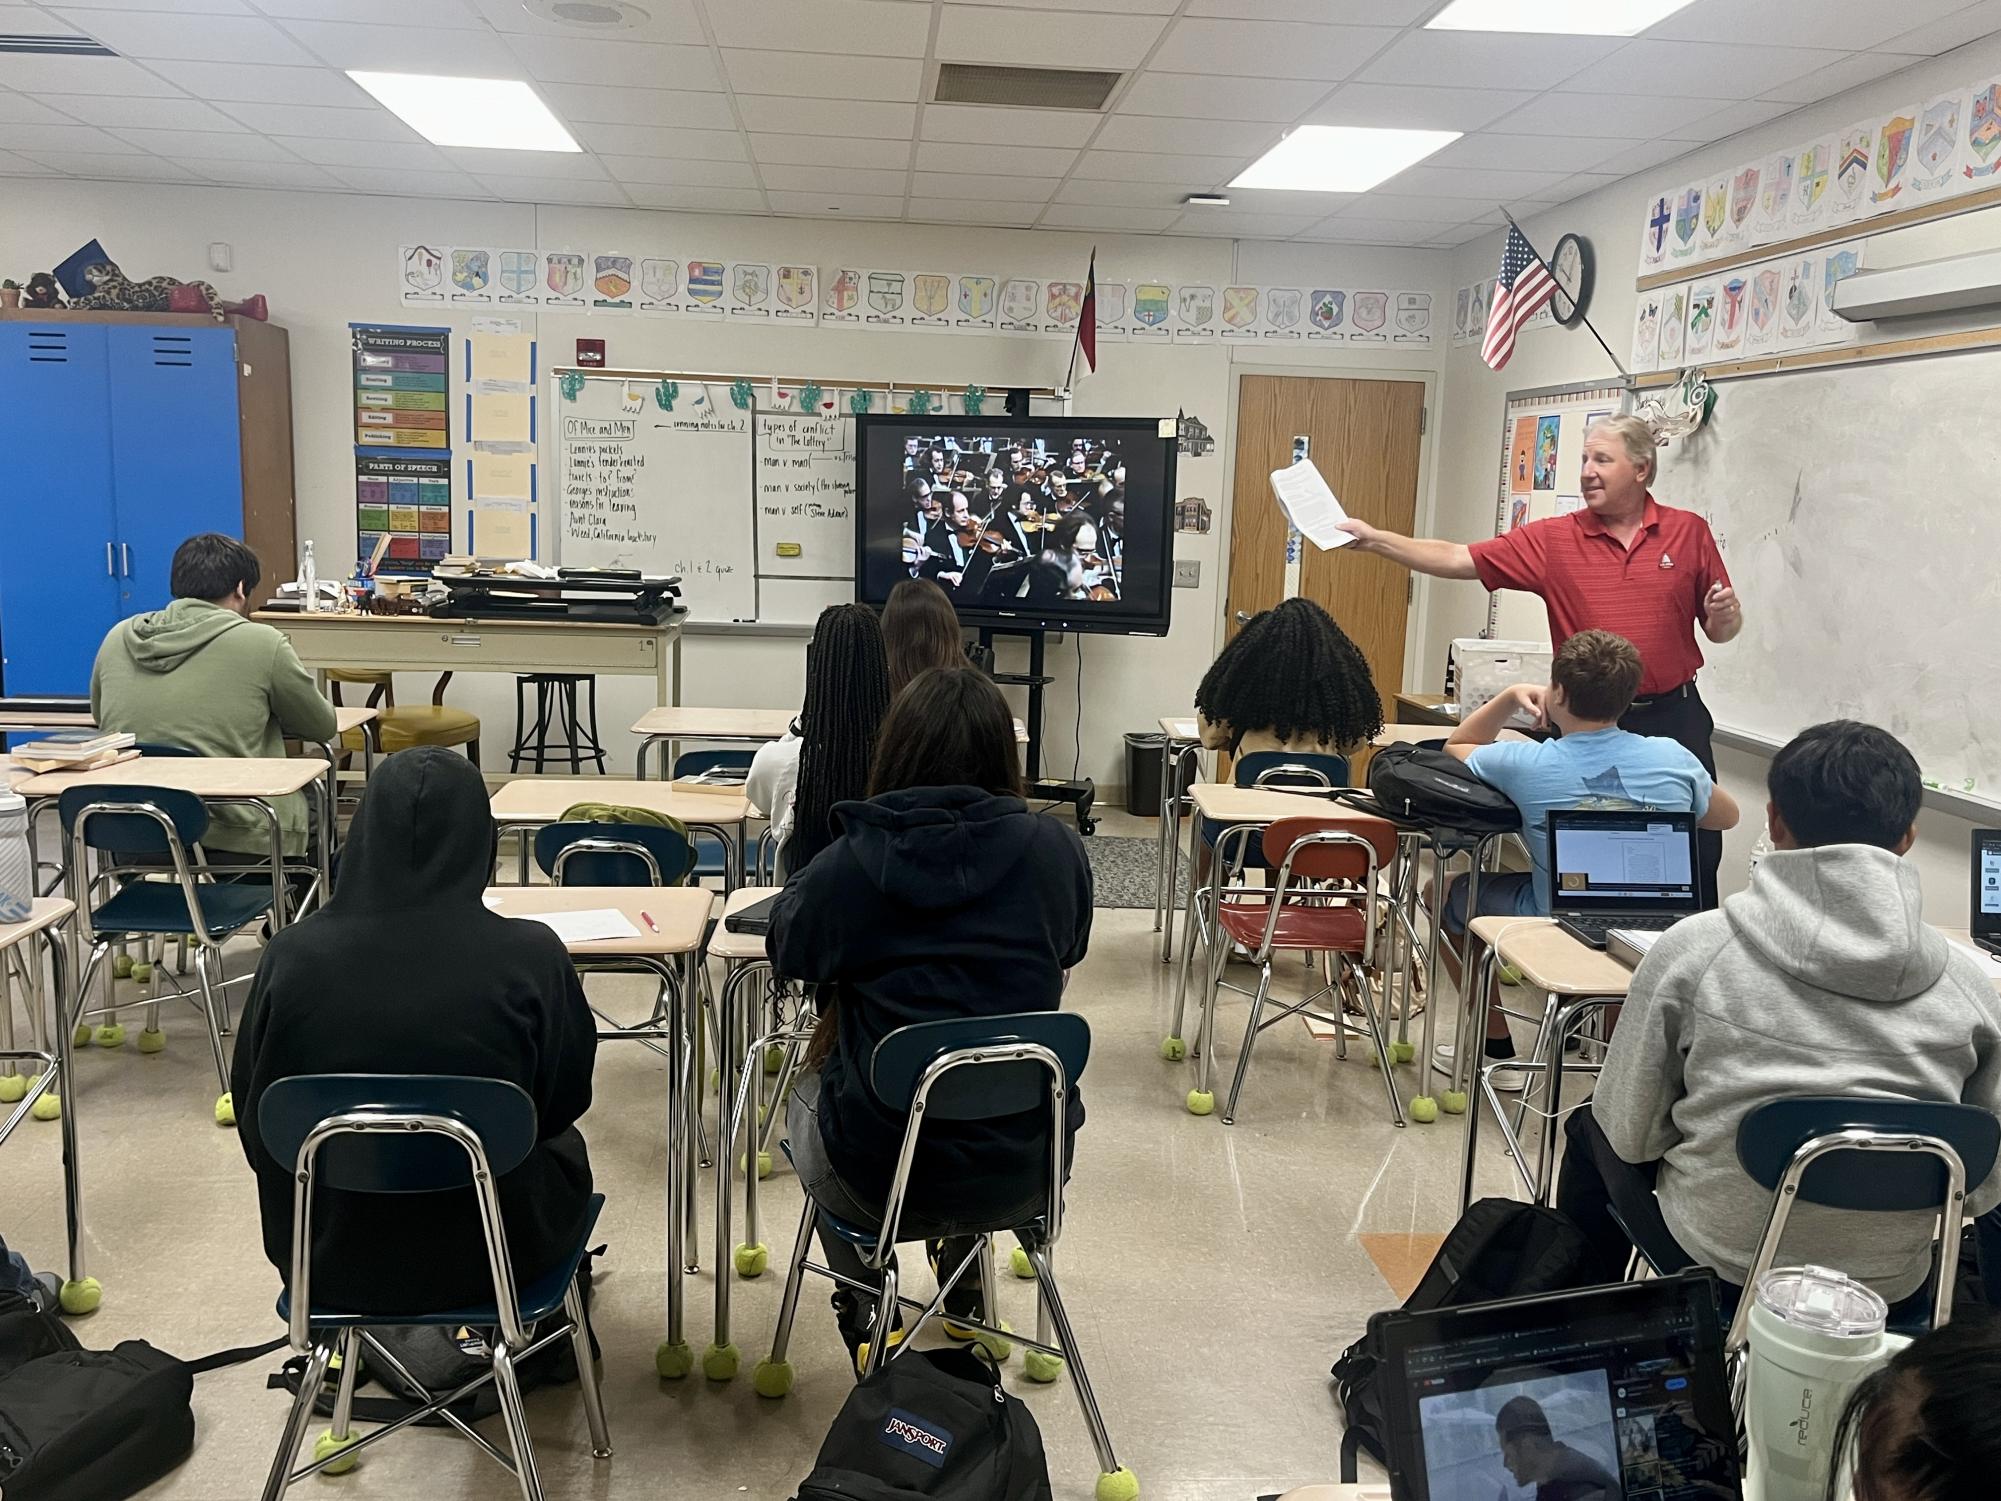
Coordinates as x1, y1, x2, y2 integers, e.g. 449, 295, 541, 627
1351, 742, 1519, 834
1329, 1198, 1595, 1480
794, 1345, 1051, 1501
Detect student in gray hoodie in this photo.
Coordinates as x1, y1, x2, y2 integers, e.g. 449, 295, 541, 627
1560, 720, 2001, 1303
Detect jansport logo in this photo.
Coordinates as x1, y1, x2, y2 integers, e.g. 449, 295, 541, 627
879, 1408, 953, 1469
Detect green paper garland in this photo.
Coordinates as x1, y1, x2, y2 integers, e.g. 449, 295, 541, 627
558, 371, 585, 402
654, 379, 679, 412
729, 378, 754, 410
963, 384, 986, 416
799, 381, 823, 413
907, 389, 935, 416
848, 389, 872, 415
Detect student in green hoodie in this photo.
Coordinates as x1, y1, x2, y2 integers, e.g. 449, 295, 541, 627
90, 533, 335, 863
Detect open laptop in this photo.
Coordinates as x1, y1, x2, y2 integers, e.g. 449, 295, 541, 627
1371, 1271, 1741, 1501
1974, 829, 2001, 959
1547, 808, 1701, 950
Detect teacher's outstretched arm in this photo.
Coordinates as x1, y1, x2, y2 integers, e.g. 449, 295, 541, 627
1334, 517, 1480, 580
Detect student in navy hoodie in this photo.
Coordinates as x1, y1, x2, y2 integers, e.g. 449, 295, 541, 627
770, 665, 1093, 1369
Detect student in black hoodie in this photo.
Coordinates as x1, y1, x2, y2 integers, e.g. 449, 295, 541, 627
770, 666, 1093, 1366
231, 747, 598, 1315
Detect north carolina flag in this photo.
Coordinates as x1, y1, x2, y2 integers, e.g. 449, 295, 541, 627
1077, 249, 1097, 375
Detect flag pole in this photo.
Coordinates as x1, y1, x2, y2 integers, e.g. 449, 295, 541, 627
1498, 206, 1633, 383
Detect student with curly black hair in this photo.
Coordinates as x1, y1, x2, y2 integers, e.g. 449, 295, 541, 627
1828, 1305, 2001, 1501
1193, 596, 1384, 760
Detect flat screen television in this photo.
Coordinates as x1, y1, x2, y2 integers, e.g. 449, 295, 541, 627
854, 414, 1178, 636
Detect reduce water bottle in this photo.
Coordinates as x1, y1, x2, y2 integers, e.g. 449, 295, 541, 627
300, 539, 319, 613
0, 788, 31, 924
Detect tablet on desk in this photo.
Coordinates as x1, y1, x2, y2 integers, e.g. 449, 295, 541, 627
724, 892, 781, 935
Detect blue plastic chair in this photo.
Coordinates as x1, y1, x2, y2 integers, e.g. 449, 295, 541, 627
60, 785, 275, 1122
532, 821, 693, 887
255, 1074, 609, 1501
755, 1012, 1134, 1499
674, 749, 753, 884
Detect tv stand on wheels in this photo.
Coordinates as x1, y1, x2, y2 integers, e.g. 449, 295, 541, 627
978, 626, 1095, 836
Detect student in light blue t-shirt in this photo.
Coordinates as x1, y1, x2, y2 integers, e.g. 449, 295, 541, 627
1437, 629, 1739, 1084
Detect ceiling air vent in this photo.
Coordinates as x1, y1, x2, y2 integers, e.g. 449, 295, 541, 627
0, 33, 117, 56
934, 63, 1121, 112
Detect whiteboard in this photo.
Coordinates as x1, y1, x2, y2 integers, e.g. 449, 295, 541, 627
1657, 352, 2001, 796
755, 412, 858, 590
554, 378, 757, 622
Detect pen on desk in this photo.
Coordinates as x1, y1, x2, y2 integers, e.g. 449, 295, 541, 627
639, 910, 660, 934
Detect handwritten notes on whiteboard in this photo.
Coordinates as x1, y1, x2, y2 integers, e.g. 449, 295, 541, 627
756, 413, 855, 580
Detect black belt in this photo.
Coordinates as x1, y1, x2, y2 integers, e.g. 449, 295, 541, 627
1627, 681, 1695, 710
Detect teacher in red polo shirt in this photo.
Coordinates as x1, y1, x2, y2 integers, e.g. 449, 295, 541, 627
1336, 412, 1742, 903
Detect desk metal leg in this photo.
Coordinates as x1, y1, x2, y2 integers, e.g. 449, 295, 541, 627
53, 922, 89, 1300
1153, 742, 1172, 938
657, 949, 696, 1379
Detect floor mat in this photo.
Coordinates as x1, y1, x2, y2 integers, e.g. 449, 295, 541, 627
1084, 834, 1190, 909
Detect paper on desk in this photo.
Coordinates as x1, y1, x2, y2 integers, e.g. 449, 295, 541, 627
1951, 939, 2001, 982
1269, 460, 1355, 551
522, 909, 642, 944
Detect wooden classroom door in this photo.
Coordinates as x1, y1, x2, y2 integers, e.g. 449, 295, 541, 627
1225, 373, 1425, 699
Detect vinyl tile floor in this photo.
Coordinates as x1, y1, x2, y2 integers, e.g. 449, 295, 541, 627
6, 809, 1538, 1501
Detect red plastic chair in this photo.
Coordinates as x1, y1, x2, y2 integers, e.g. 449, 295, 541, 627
1199, 813, 1405, 1127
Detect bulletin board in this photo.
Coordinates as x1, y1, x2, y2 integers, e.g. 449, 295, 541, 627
1486, 382, 1630, 641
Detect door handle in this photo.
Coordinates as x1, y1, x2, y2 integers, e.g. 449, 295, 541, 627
106, 542, 116, 577
1233, 610, 1252, 624
121, 542, 131, 578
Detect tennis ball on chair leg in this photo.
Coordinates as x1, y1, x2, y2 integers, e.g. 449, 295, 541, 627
1095, 1466, 1140, 1501
1441, 1089, 1469, 1116
1185, 1088, 1214, 1116
752, 1357, 794, 1398
74, 1023, 91, 1048
701, 1342, 741, 1381
32, 1090, 61, 1122
1010, 1246, 1035, 1279
93, 1023, 125, 1048
1409, 1095, 1440, 1125
733, 1242, 769, 1278
1159, 1035, 1186, 1062
113, 954, 133, 980
59, 1278, 102, 1315
214, 1092, 236, 1127
1390, 1040, 1415, 1064
655, 1339, 695, 1380
137, 1029, 166, 1054
128, 961, 152, 985
0, 1074, 25, 1104
313, 1431, 360, 1476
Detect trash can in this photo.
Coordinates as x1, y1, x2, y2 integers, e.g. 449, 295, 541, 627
1123, 732, 1196, 817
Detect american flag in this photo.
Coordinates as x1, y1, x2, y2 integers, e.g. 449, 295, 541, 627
1482, 225, 1557, 370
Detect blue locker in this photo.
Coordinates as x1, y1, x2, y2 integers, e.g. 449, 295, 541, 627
108, 325, 243, 616
0, 323, 121, 696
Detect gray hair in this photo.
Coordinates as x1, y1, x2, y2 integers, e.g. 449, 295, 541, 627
1584, 413, 1661, 485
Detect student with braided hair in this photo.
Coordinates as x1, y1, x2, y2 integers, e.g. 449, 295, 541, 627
746, 603, 891, 876
1193, 596, 1385, 761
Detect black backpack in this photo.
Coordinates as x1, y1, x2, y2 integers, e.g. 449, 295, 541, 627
794, 1345, 1051, 1501
1330, 1198, 1595, 1481
1349, 742, 1520, 835
0, 1294, 198, 1501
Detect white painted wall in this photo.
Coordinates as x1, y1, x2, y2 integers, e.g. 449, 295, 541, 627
1429, 34, 2001, 925
1, 179, 1449, 796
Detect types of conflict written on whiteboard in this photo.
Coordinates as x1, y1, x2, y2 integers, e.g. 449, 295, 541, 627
756, 412, 856, 583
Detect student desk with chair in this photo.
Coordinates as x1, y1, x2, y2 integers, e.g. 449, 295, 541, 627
0, 897, 93, 1314
480, 884, 716, 1380
488, 777, 753, 888
633, 706, 1034, 782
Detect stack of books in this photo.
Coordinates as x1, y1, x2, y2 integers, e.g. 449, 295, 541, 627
8, 730, 138, 773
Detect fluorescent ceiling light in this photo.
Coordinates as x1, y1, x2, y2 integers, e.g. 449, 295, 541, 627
1229, 126, 1457, 193
347, 71, 579, 151
1424, 0, 1696, 36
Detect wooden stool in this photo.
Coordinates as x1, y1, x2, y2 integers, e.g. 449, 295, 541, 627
509, 673, 606, 774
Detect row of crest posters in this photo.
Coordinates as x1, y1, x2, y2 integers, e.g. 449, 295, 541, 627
1630, 241, 1865, 373
1449, 277, 1556, 347
1637, 74, 2001, 275
398, 246, 1436, 347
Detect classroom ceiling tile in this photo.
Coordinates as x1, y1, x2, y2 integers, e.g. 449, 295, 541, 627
442, 146, 608, 179
0, 150, 54, 174
320, 164, 493, 198
1164, 208, 1319, 236
1760, 51, 1928, 105
907, 198, 1042, 226
1305, 83, 1537, 133
1534, 171, 1625, 205
1053, 177, 1189, 207
1225, 186, 1359, 213
186, 158, 346, 189
281, 137, 450, 169
47, 8, 319, 64
767, 190, 905, 217
1091, 115, 1281, 157
1037, 203, 1178, 231
620, 184, 769, 212
734, 96, 916, 138
1878, 2, 2001, 55
142, 60, 369, 106
1336, 192, 1502, 223
1674, 98, 1798, 139
721, 50, 920, 102
11, 149, 203, 180
0, 93, 73, 125
916, 140, 1077, 176
213, 101, 417, 141
0, 55, 182, 95
51, 0, 251, 11
1071, 147, 1244, 185
597, 154, 757, 188
1421, 221, 1496, 246
1189, 0, 1433, 19
750, 132, 914, 167
572, 124, 747, 161
942, 0, 1173, 11
36, 94, 245, 131
254, 0, 483, 23
1357, 30, 1618, 91
277, 17, 519, 71
919, 104, 1100, 147
1, 121, 139, 154
1148, 18, 1392, 79
108, 127, 301, 161
1489, 91, 1714, 140
761, 163, 909, 195
1430, 133, 1649, 175
1647, 0, 1970, 51
462, 0, 703, 43
1294, 215, 1445, 242
516, 38, 723, 91
1114, 72, 1329, 123
707, 0, 929, 57
538, 85, 736, 131
936, 5, 1167, 68
1382, 164, 1572, 200
1573, 41, 1850, 101
910, 170, 1059, 199
1586, 138, 1704, 178
474, 174, 632, 205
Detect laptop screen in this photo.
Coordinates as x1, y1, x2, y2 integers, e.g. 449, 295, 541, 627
1976, 830, 2001, 940
1549, 811, 1699, 914
1377, 1274, 1740, 1501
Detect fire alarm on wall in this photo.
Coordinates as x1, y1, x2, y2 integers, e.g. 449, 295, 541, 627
576, 338, 606, 367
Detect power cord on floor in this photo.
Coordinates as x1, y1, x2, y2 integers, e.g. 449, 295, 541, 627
1072, 634, 1085, 780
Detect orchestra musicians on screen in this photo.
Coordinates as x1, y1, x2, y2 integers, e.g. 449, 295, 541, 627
900, 436, 1127, 606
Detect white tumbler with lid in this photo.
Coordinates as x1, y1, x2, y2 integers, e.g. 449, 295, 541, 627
0, 789, 31, 924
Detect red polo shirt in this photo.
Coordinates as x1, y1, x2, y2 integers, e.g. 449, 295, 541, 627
1467, 495, 1729, 696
